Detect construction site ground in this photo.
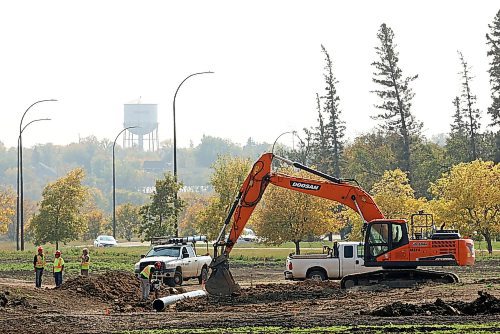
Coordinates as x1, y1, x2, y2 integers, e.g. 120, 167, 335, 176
0, 259, 499, 333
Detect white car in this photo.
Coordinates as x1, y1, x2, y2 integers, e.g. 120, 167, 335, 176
94, 235, 117, 247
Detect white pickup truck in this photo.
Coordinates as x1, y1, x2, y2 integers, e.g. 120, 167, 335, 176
284, 241, 377, 281
134, 237, 212, 287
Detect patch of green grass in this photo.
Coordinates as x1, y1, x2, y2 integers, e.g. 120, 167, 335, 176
118, 322, 500, 334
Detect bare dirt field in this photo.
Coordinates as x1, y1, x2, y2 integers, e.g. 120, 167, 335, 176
0, 260, 499, 334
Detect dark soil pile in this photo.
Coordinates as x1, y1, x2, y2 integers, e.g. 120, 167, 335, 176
60, 271, 141, 301
176, 279, 345, 312
59, 271, 150, 312
371, 291, 500, 316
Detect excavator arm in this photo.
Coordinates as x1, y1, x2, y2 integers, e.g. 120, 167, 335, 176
206, 152, 383, 295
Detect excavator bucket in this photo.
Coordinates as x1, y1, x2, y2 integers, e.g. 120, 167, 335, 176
205, 255, 241, 296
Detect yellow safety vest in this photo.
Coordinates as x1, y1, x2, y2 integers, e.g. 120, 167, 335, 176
81, 255, 90, 270
140, 265, 154, 279
35, 255, 46, 269
53, 257, 64, 273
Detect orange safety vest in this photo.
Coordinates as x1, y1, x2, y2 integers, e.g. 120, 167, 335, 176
35, 254, 46, 269
140, 265, 154, 279
53, 257, 64, 273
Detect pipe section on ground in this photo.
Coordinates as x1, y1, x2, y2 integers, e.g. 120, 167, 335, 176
153, 290, 207, 312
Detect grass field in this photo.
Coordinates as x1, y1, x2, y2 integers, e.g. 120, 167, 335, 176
0, 239, 498, 277
121, 323, 500, 334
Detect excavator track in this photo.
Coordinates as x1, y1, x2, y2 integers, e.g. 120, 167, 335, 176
340, 269, 459, 289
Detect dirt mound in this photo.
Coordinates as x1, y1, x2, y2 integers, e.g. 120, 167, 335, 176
176, 280, 344, 312
60, 271, 140, 301
59, 271, 152, 312
371, 291, 500, 316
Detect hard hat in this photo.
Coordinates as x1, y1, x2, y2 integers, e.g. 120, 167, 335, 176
37, 246, 43, 252
55, 250, 61, 256
154, 261, 162, 269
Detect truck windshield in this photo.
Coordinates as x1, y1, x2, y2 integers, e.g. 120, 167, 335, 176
146, 246, 180, 258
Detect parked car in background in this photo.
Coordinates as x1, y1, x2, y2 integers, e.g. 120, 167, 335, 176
238, 228, 259, 243
94, 235, 117, 247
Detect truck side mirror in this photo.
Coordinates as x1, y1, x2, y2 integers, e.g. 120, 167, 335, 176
140, 254, 145, 259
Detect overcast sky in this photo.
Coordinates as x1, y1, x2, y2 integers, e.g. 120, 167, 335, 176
1, 1, 498, 150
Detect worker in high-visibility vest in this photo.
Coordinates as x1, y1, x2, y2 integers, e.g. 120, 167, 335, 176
80, 248, 90, 276
139, 261, 161, 301
52, 250, 65, 287
33, 246, 46, 288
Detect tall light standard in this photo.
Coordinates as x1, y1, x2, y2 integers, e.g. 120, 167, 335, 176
112, 126, 137, 239
18, 99, 56, 251
172, 71, 214, 237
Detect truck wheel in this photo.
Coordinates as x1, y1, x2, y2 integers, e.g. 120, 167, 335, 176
166, 271, 183, 287
173, 271, 183, 286
198, 267, 208, 284
307, 270, 326, 281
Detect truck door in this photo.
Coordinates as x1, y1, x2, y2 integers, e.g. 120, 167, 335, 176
187, 246, 199, 276
355, 243, 371, 273
181, 247, 195, 277
340, 245, 355, 277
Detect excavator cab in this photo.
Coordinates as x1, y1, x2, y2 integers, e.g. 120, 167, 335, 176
363, 220, 409, 266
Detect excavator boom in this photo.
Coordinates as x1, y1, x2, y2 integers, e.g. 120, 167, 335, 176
205, 153, 474, 296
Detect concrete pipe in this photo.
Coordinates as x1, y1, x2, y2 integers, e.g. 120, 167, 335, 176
153, 289, 207, 312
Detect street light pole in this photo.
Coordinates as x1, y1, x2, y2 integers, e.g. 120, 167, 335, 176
112, 126, 137, 239
172, 71, 213, 237
18, 99, 56, 251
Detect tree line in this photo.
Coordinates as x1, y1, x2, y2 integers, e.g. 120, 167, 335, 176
0, 13, 499, 253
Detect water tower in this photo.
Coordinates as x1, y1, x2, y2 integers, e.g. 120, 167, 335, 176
123, 102, 159, 151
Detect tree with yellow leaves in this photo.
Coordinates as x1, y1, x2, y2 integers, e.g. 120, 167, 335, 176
430, 160, 500, 254
253, 168, 341, 255
346, 169, 425, 240
0, 187, 15, 234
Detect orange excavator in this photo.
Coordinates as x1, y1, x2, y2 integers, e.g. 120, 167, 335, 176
205, 153, 475, 296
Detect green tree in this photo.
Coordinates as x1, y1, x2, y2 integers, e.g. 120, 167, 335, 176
30, 168, 88, 249
343, 131, 398, 191
196, 155, 252, 239
371, 23, 421, 177
138, 173, 184, 241
311, 92, 331, 171
446, 96, 470, 164
486, 9, 500, 163
116, 203, 141, 241
430, 160, 500, 254
320, 44, 345, 176
457, 51, 482, 161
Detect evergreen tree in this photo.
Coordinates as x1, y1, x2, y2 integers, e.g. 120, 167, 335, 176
320, 45, 345, 176
311, 92, 331, 171
457, 51, 481, 161
486, 9, 500, 162
446, 96, 469, 164
371, 23, 421, 177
